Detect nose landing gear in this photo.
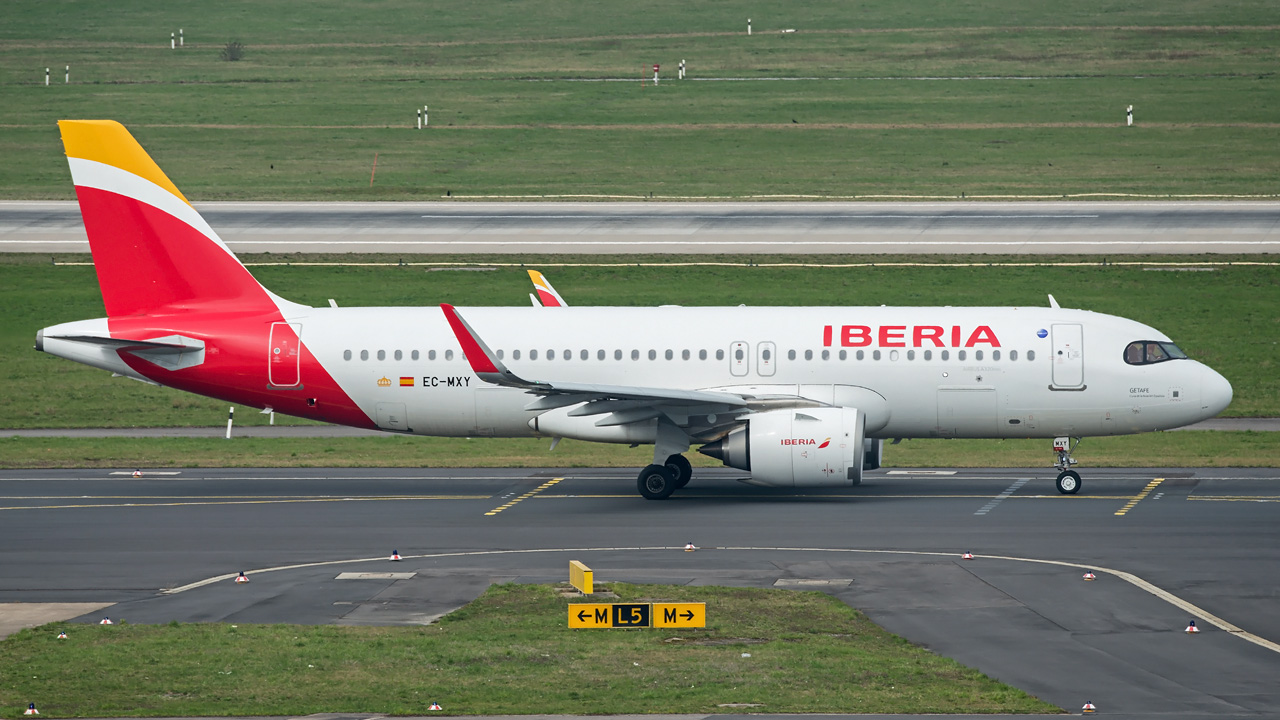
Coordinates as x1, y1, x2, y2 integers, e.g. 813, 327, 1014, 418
1054, 436, 1082, 494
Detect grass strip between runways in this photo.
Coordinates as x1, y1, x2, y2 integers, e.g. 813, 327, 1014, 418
0, 583, 1058, 716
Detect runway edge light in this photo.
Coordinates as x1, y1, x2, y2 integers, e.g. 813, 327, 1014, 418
684, 541, 697, 552
428, 702, 442, 711
57, 631, 66, 640
1082, 701, 1097, 713
1083, 570, 1096, 581
390, 550, 402, 561
25, 703, 38, 715
99, 616, 112, 625
1186, 620, 1200, 634
962, 551, 974, 560
235, 571, 250, 584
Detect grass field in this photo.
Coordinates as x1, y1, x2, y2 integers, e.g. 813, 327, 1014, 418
1, 431, 1276, 471
3, 254, 1276, 434
2, 0, 1277, 198
0, 583, 1057, 716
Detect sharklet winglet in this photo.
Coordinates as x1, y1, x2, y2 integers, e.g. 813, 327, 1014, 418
439, 304, 543, 390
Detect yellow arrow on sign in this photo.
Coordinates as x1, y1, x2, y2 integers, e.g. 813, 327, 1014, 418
653, 602, 706, 628
568, 604, 613, 628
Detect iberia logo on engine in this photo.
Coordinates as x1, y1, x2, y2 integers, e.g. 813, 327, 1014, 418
782, 437, 831, 448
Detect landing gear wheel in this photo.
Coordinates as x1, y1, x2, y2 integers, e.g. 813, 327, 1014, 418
1056, 470, 1081, 495
637, 464, 678, 500
665, 454, 693, 489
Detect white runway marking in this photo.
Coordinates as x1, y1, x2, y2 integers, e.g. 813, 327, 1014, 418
974, 478, 1030, 515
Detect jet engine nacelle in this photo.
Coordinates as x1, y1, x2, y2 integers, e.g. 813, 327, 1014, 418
699, 407, 866, 487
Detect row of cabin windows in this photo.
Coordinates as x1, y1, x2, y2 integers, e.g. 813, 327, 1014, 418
341, 347, 1036, 363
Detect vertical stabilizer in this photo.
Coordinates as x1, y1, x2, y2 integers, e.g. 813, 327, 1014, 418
59, 120, 278, 317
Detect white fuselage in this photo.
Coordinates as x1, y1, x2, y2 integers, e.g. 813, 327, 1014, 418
290, 305, 1230, 441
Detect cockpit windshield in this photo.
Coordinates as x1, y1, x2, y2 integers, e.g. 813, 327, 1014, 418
1124, 340, 1188, 365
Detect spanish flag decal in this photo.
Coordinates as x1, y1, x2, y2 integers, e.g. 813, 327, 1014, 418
400, 376, 414, 387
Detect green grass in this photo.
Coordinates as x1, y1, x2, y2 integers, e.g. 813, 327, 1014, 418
3, 254, 1276, 433
1, 431, 1276, 470
0, 583, 1057, 717
1, 0, 1277, 198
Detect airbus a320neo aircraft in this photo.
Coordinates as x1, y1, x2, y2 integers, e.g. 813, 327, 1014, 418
38, 121, 1234, 499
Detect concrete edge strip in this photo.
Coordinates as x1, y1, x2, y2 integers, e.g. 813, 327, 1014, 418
160, 545, 1280, 655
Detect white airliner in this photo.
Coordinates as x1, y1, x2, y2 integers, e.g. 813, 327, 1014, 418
38, 121, 1233, 499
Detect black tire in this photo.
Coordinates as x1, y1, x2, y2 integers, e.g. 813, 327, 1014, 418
637, 464, 677, 500
1056, 470, 1082, 495
665, 454, 693, 489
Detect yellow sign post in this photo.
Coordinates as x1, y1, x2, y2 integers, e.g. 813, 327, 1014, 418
653, 602, 706, 628
569, 560, 593, 595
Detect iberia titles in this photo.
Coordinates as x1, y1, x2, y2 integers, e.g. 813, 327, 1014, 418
822, 324, 1000, 348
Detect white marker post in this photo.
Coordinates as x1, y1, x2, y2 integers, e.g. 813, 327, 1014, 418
653, 63, 659, 85
1126, 105, 1133, 127
179, 29, 184, 47
65, 65, 69, 83
225, 406, 234, 439
679, 59, 685, 80
424, 105, 428, 126
171, 32, 175, 50
748, 18, 752, 35
45, 67, 49, 86
417, 108, 422, 130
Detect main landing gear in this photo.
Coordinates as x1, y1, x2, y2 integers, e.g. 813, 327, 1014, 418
637, 454, 693, 500
1054, 436, 1082, 495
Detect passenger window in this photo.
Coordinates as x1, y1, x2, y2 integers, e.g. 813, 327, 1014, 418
890, 350, 900, 361
445, 350, 453, 361
839, 350, 847, 360
377, 350, 386, 361
598, 349, 606, 360
735, 348, 744, 360
581, 349, 589, 360
665, 349, 674, 360
788, 349, 797, 361
631, 349, 640, 360
699, 349, 707, 360
547, 350, 555, 361
428, 350, 436, 360
1009, 350, 1018, 361
762, 348, 771, 361
958, 350, 966, 361
856, 350, 864, 361
513, 349, 521, 360
716, 349, 725, 361
649, 350, 657, 360
394, 350, 403, 361
564, 349, 571, 360
975, 350, 983, 361
992, 350, 1000, 361
906, 350, 915, 361
873, 350, 882, 361
923, 350, 931, 361
530, 349, 538, 360
1027, 350, 1035, 361
343, 350, 352, 361
411, 350, 420, 361
941, 350, 949, 361
822, 349, 830, 360
496, 349, 503, 360
804, 350, 813, 361
361, 350, 369, 361
682, 349, 690, 360
614, 349, 622, 360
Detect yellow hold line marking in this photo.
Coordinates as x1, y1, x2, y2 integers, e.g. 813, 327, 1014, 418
485, 478, 562, 516
1115, 478, 1164, 516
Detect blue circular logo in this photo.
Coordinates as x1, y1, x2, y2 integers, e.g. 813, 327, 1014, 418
1036, 328, 1048, 339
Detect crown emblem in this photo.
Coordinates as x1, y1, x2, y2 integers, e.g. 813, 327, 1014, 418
377, 376, 391, 387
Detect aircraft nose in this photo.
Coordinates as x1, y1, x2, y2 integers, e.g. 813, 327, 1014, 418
1201, 366, 1233, 418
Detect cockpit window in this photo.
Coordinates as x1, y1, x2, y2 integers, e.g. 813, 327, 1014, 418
1124, 340, 1187, 365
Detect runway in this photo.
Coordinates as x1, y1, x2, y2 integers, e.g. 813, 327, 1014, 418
3, 201, 1280, 254
4, 466, 1279, 717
